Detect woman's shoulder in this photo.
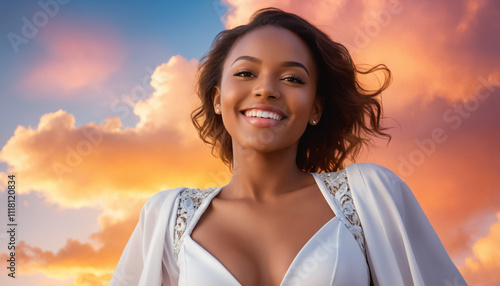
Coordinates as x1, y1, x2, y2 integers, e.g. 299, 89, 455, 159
143, 187, 185, 209
141, 186, 221, 217
312, 163, 403, 195
346, 162, 397, 176
345, 162, 403, 184
344, 162, 412, 200
342, 165, 465, 285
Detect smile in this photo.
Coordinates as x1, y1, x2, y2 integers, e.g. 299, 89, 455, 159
243, 109, 283, 121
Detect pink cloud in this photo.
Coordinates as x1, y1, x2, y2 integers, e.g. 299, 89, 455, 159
221, 0, 500, 108
353, 87, 500, 268
22, 21, 126, 98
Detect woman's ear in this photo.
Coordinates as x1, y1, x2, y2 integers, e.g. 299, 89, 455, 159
310, 96, 324, 124
212, 86, 221, 114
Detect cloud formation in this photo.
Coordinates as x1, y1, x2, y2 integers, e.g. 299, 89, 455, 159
0, 200, 142, 284
358, 89, 500, 256
460, 212, 500, 286
1, 55, 228, 211
222, 0, 500, 108
22, 21, 127, 98
0, 54, 230, 284
134, 56, 202, 141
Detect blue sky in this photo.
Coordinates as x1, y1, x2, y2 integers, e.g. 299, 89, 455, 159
0, 0, 226, 151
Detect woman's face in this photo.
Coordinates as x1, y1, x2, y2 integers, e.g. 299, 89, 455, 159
213, 25, 321, 153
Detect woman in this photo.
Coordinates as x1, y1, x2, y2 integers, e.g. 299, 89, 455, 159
111, 7, 467, 286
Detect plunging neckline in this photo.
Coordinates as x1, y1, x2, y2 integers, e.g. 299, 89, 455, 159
183, 173, 345, 286
186, 216, 340, 285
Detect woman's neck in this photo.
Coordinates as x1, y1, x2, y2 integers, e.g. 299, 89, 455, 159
222, 143, 315, 202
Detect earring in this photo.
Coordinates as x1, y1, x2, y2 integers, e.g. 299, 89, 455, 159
312, 120, 317, 125
215, 106, 220, 114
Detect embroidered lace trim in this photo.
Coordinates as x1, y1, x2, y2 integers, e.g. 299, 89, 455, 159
172, 170, 366, 260
318, 169, 367, 257
173, 187, 218, 259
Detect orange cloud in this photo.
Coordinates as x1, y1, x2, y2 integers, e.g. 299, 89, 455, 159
0, 200, 142, 284
353, 86, 500, 257
22, 21, 126, 98
222, 0, 349, 29
67, 273, 113, 286
221, 0, 500, 109
457, 0, 487, 32
459, 212, 500, 286
0, 54, 230, 284
134, 55, 202, 142
1, 55, 229, 211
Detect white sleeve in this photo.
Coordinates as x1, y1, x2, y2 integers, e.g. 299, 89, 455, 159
347, 163, 467, 286
110, 189, 182, 286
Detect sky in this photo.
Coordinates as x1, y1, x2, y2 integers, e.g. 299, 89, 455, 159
0, 0, 499, 285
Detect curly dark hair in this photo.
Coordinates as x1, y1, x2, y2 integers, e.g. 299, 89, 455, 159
191, 7, 392, 172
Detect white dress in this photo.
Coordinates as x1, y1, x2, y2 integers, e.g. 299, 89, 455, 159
110, 163, 467, 286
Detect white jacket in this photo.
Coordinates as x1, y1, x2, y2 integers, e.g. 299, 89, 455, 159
110, 163, 467, 286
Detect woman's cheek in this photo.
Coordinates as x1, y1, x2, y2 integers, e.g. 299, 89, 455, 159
222, 81, 251, 106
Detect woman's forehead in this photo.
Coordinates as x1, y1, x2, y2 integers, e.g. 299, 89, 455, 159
223, 26, 316, 72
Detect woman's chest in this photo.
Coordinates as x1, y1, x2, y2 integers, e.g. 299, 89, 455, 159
179, 216, 369, 286
187, 191, 338, 285
172, 171, 369, 285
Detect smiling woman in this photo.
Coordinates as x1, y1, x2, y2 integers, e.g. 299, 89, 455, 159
193, 8, 393, 173
212, 25, 321, 160
110, 7, 467, 286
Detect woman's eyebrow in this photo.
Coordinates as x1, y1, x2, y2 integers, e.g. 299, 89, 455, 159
231, 55, 309, 76
281, 61, 309, 76
231, 55, 261, 66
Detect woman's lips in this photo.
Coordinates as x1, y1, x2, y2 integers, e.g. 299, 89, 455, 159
240, 104, 287, 118
240, 109, 287, 127
243, 109, 283, 120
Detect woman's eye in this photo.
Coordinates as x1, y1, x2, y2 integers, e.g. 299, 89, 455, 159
233, 70, 254, 77
232, 70, 304, 84
282, 76, 305, 84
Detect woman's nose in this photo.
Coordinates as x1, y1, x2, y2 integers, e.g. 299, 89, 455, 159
252, 75, 280, 99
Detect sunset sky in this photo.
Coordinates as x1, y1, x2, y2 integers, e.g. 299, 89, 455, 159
0, 0, 499, 285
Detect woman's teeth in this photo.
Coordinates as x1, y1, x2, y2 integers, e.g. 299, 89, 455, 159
244, 110, 282, 120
